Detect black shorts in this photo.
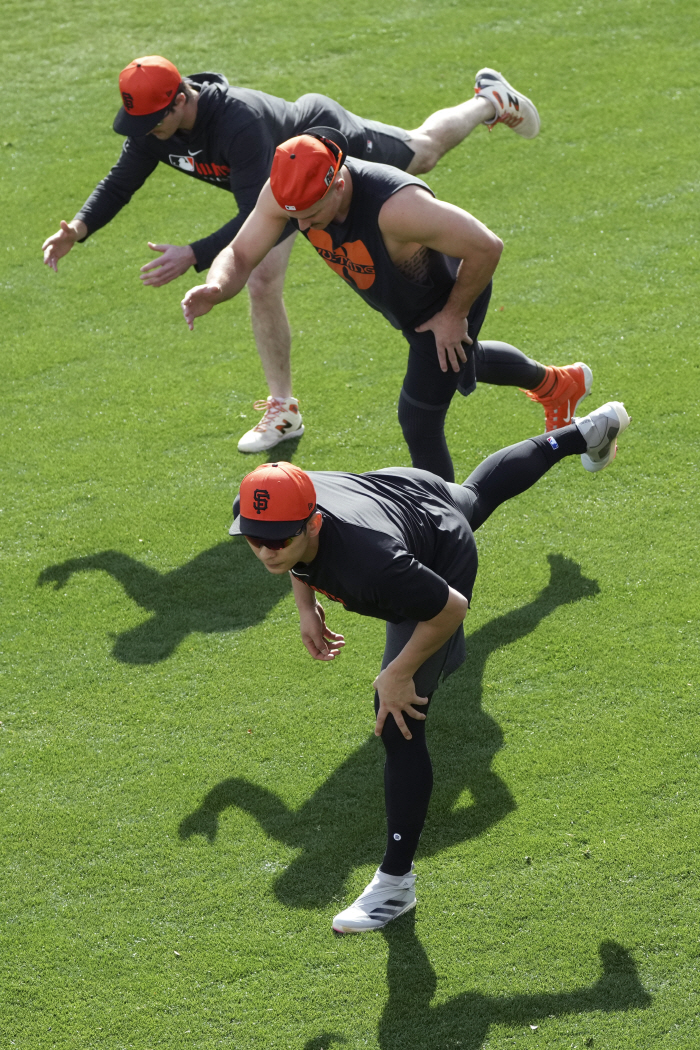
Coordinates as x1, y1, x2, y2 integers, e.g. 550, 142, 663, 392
400, 282, 493, 409
382, 617, 467, 695
293, 93, 415, 171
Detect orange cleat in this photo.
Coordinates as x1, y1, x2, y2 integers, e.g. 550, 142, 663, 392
524, 362, 593, 432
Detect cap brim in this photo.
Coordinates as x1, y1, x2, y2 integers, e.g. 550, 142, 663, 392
304, 126, 349, 167
229, 515, 309, 539
113, 104, 169, 137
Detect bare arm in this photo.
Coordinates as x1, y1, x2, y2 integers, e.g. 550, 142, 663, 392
373, 586, 469, 740
180, 182, 290, 329
290, 573, 345, 661
379, 187, 503, 372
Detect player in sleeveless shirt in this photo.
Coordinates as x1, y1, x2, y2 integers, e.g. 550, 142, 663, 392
182, 131, 593, 482
42, 57, 540, 455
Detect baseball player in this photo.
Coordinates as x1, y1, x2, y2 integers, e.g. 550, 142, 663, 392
182, 131, 591, 482
42, 56, 539, 452
229, 399, 630, 931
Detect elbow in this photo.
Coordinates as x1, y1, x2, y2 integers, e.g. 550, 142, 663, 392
489, 234, 504, 264
448, 589, 470, 624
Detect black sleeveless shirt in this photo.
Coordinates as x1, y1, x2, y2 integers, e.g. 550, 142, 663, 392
296, 158, 461, 331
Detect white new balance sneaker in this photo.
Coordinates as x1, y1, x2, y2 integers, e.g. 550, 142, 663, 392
332, 867, 416, 934
576, 401, 630, 472
237, 396, 304, 453
475, 68, 540, 139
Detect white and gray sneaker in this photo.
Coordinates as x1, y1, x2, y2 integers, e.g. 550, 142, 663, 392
474, 68, 540, 139
576, 401, 630, 472
332, 867, 417, 934
237, 396, 304, 453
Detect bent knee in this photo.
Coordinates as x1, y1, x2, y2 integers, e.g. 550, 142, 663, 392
405, 134, 440, 175
247, 268, 286, 301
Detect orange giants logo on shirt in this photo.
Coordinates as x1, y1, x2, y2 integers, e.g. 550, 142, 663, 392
307, 230, 375, 290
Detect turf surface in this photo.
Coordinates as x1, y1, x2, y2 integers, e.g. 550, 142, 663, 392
2, 0, 700, 1046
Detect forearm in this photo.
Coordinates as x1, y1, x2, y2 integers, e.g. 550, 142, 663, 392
384, 589, 468, 681
444, 244, 502, 319
190, 215, 246, 272
290, 573, 317, 614
75, 143, 158, 240
206, 243, 256, 302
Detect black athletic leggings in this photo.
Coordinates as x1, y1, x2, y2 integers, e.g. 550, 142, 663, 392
377, 424, 587, 875
397, 283, 547, 482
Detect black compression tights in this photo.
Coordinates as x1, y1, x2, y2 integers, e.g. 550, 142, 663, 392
376, 424, 588, 876
398, 340, 546, 482
375, 691, 434, 876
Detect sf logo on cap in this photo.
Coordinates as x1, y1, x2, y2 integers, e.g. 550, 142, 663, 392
253, 488, 270, 514
122, 92, 134, 110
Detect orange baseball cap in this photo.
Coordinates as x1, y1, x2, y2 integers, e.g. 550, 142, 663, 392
229, 462, 317, 538
270, 128, 347, 212
113, 56, 182, 136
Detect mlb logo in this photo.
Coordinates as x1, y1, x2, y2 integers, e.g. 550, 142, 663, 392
366, 138, 373, 153
169, 155, 195, 172
546, 436, 559, 450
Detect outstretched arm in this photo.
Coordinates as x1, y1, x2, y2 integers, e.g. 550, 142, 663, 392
290, 573, 345, 661
379, 186, 503, 372
374, 587, 469, 740
181, 182, 289, 328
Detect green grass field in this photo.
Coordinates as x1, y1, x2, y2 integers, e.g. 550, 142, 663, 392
2, 0, 700, 1046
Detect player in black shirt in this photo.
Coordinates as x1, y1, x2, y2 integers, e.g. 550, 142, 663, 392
229, 399, 630, 932
182, 131, 592, 482
41, 56, 540, 453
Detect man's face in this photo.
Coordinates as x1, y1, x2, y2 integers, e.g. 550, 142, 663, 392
294, 180, 344, 232
245, 531, 309, 574
244, 513, 321, 574
148, 98, 185, 140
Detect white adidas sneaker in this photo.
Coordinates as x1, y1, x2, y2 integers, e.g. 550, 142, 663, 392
332, 867, 417, 934
475, 67, 540, 139
577, 401, 630, 472
237, 396, 304, 453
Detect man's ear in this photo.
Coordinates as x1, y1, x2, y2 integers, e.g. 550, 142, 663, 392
307, 511, 323, 538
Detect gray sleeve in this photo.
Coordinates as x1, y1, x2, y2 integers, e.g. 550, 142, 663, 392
74, 138, 159, 238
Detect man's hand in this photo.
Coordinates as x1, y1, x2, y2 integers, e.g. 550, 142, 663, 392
415, 307, 472, 373
42, 220, 87, 271
140, 243, 196, 287
299, 601, 345, 661
373, 666, 429, 741
181, 283, 225, 329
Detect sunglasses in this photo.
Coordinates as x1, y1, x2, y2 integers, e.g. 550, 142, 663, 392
245, 512, 314, 550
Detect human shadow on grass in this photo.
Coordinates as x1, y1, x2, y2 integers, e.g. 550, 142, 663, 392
36, 541, 290, 664
372, 912, 650, 1049
180, 554, 599, 908
302, 917, 649, 1050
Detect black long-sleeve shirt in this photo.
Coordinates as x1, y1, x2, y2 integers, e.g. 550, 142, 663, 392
74, 74, 390, 271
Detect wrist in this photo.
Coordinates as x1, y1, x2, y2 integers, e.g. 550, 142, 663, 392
380, 661, 414, 684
